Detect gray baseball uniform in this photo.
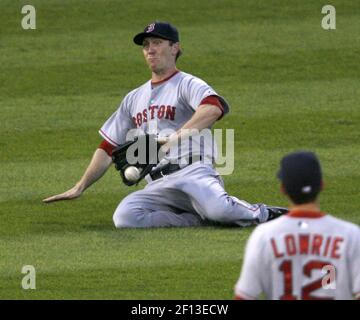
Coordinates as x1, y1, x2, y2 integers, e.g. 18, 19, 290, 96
100, 70, 270, 228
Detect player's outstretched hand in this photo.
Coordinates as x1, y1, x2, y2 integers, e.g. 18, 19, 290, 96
42, 185, 83, 203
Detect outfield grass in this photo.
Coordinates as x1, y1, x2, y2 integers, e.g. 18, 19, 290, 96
1, 0, 359, 299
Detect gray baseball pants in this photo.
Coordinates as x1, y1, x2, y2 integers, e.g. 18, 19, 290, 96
113, 162, 269, 228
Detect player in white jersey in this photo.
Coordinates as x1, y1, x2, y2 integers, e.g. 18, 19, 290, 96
235, 151, 360, 300
43, 21, 287, 228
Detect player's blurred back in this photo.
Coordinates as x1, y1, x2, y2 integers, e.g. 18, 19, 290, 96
237, 213, 360, 300
234, 151, 360, 300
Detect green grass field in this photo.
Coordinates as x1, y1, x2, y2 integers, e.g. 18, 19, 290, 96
1, 0, 359, 299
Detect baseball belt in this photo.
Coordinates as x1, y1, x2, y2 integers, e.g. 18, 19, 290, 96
149, 155, 203, 181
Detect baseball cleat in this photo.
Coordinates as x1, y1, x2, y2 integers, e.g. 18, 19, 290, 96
265, 206, 289, 221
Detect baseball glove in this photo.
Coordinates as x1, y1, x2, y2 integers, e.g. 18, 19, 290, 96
112, 134, 162, 186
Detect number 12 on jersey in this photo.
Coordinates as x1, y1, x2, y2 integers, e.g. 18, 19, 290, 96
279, 260, 336, 300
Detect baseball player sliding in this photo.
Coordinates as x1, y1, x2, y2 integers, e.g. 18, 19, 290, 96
235, 151, 360, 300
43, 21, 287, 228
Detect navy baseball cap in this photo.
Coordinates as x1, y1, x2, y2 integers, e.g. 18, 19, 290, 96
278, 151, 322, 198
133, 22, 179, 45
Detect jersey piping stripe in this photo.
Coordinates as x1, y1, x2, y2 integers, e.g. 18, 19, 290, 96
248, 204, 261, 212
286, 210, 326, 219
99, 129, 120, 147
229, 202, 261, 212
151, 69, 180, 86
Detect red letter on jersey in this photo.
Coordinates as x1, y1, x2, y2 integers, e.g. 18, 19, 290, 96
158, 105, 165, 119
165, 105, 176, 120
271, 238, 284, 258
132, 117, 137, 127
331, 237, 343, 259
285, 235, 297, 256
299, 234, 310, 255
149, 105, 157, 119
323, 236, 332, 257
142, 109, 148, 123
136, 112, 142, 126
311, 234, 323, 256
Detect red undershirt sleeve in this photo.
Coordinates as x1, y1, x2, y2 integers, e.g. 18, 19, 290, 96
199, 95, 225, 120
98, 139, 116, 157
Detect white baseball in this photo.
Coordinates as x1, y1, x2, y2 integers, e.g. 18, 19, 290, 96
124, 166, 142, 182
